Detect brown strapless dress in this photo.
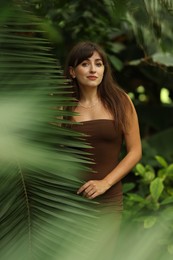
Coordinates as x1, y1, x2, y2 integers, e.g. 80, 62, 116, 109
71, 119, 123, 212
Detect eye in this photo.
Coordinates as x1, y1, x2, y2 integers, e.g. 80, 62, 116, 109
81, 62, 89, 67
96, 62, 103, 67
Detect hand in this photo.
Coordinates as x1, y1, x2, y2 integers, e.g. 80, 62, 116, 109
77, 179, 111, 199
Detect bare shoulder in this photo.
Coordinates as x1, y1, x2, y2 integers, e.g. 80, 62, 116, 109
123, 93, 136, 113
122, 93, 140, 133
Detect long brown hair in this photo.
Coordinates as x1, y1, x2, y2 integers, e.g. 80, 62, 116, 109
64, 41, 132, 132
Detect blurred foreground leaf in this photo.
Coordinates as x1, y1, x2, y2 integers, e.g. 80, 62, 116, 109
0, 4, 97, 260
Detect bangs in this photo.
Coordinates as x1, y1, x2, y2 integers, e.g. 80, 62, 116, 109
74, 47, 95, 67
67, 41, 106, 70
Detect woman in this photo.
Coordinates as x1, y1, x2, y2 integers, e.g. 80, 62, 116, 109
64, 41, 141, 258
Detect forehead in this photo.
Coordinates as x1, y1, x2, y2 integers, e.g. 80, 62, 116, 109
73, 48, 103, 67
85, 51, 102, 61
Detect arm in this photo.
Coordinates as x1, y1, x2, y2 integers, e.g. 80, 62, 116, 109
77, 98, 142, 199
104, 98, 142, 186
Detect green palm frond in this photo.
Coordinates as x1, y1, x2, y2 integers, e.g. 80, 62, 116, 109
0, 5, 97, 260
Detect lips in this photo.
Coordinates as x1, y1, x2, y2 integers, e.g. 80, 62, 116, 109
87, 76, 98, 80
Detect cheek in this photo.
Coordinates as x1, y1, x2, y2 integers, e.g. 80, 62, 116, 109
74, 67, 85, 78
99, 68, 104, 78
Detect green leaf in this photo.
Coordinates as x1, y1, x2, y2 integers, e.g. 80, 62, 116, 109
108, 42, 125, 53
155, 155, 168, 168
161, 196, 173, 205
128, 193, 145, 202
123, 182, 135, 193
144, 216, 157, 229
145, 164, 155, 172
150, 177, 164, 201
158, 168, 167, 179
166, 164, 173, 175
0, 5, 97, 260
108, 54, 123, 71
128, 59, 143, 66
152, 52, 173, 67
143, 171, 155, 182
135, 163, 146, 176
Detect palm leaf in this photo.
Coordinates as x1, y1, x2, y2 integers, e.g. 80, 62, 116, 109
0, 4, 98, 260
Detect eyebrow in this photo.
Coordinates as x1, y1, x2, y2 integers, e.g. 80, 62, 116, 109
85, 58, 103, 62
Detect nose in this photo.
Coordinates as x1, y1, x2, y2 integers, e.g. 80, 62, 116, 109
90, 63, 96, 73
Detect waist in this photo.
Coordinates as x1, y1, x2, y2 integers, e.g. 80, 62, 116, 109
95, 181, 123, 209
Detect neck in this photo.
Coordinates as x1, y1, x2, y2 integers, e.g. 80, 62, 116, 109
78, 90, 100, 109
79, 88, 98, 103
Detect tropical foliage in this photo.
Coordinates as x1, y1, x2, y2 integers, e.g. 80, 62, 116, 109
0, 3, 97, 260
25, 0, 173, 164
123, 155, 173, 257
1, 1, 173, 260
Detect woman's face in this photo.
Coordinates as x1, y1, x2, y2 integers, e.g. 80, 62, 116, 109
70, 51, 105, 89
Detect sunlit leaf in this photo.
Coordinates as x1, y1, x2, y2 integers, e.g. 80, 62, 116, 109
155, 155, 168, 168
150, 177, 164, 201
135, 163, 146, 175
144, 216, 157, 229
152, 52, 173, 66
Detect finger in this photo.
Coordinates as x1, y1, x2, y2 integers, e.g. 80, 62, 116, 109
83, 188, 95, 198
77, 182, 91, 194
88, 191, 98, 199
84, 186, 94, 195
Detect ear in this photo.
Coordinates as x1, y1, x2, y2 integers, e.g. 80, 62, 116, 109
69, 66, 76, 78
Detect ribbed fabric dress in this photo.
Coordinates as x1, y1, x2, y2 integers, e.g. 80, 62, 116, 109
71, 119, 124, 260
71, 119, 123, 212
